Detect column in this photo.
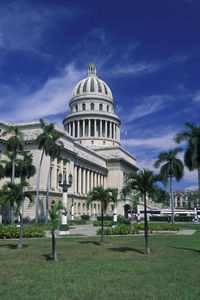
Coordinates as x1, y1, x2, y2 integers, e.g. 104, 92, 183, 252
78, 167, 82, 194
69, 160, 74, 193
69, 123, 71, 136
94, 172, 97, 187
83, 119, 85, 137
91, 171, 94, 190
105, 121, 107, 138
94, 119, 97, 137
114, 124, 116, 140
100, 175, 103, 186
77, 120, 80, 138
109, 122, 112, 138
88, 119, 91, 137
98, 174, 100, 186
100, 120, 102, 138
87, 170, 90, 193
73, 121, 75, 137
83, 168, 86, 194
74, 165, 77, 193
53, 158, 57, 190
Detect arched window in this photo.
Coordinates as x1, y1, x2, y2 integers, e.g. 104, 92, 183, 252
107, 105, 109, 112
75, 105, 78, 112
82, 103, 86, 111
99, 103, 103, 111
91, 103, 94, 110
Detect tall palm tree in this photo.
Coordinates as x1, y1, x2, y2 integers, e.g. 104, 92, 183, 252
174, 122, 200, 205
2, 126, 24, 223
16, 151, 36, 249
154, 148, 184, 224
45, 130, 64, 223
2, 126, 24, 184
87, 186, 116, 246
121, 169, 167, 254
34, 119, 55, 222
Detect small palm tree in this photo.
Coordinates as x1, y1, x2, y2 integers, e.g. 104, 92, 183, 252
121, 169, 167, 254
87, 186, 113, 246
174, 122, 200, 205
34, 119, 56, 222
48, 201, 64, 261
45, 130, 64, 223
154, 148, 184, 223
0, 182, 33, 249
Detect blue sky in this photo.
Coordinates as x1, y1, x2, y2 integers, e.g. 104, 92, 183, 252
0, 0, 200, 191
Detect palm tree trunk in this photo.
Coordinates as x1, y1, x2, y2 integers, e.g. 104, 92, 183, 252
198, 166, 200, 207
144, 194, 150, 254
45, 156, 52, 223
52, 229, 57, 261
100, 205, 104, 246
10, 152, 16, 224
35, 149, 44, 223
18, 185, 25, 249
170, 175, 175, 224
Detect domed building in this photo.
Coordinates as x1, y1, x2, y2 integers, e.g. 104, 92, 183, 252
0, 63, 138, 220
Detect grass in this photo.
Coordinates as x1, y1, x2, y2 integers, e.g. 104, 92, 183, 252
0, 224, 200, 300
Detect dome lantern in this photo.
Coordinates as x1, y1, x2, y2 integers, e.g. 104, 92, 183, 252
88, 62, 96, 76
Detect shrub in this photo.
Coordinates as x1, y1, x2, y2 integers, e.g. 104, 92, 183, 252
0, 224, 45, 239
81, 215, 90, 221
74, 219, 87, 225
132, 223, 180, 232
93, 221, 112, 227
97, 215, 113, 221
150, 216, 193, 222
96, 224, 132, 235
117, 215, 131, 225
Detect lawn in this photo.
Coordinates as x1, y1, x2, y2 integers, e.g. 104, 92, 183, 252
0, 224, 200, 300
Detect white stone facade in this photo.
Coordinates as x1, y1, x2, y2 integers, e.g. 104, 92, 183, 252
0, 63, 138, 220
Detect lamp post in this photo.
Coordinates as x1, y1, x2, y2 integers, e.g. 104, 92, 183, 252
112, 188, 118, 226
71, 197, 74, 221
58, 173, 73, 235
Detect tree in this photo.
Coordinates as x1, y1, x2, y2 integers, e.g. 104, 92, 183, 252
45, 130, 64, 223
48, 201, 64, 261
0, 182, 33, 249
121, 169, 167, 254
87, 186, 116, 246
174, 122, 200, 205
16, 152, 36, 249
34, 119, 56, 222
2, 126, 24, 184
2, 126, 24, 223
0, 151, 4, 179
154, 148, 184, 224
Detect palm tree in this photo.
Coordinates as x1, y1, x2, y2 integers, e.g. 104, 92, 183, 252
2, 126, 24, 184
17, 152, 36, 249
45, 130, 64, 223
121, 169, 167, 254
0, 151, 4, 179
2, 126, 24, 223
87, 186, 115, 246
154, 148, 184, 224
49, 201, 65, 261
174, 122, 200, 205
34, 119, 56, 222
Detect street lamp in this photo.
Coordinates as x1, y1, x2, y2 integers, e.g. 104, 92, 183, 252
113, 188, 118, 226
58, 172, 73, 235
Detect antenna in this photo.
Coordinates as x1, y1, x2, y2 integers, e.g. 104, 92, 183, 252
125, 130, 128, 149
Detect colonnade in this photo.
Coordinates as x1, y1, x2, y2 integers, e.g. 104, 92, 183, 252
65, 119, 120, 141
73, 165, 105, 195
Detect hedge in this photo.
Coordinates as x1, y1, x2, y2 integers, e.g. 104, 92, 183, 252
0, 225, 45, 239
97, 215, 113, 221
81, 215, 90, 221
93, 221, 112, 227
150, 216, 193, 222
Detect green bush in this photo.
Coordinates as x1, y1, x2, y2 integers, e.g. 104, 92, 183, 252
81, 215, 90, 221
0, 224, 45, 239
74, 219, 87, 225
117, 215, 131, 225
132, 223, 180, 232
97, 224, 132, 235
150, 216, 193, 222
97, 215, 113, 221
93, 221, 112, 227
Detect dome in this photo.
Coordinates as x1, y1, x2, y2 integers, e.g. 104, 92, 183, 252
72, 64, 113, 100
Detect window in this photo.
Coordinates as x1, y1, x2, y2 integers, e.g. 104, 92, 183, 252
107, 105, 109, 112
75, 105, 78, 112
82, 103, 86, 111
91, 103, 94, 110
99, 103, 103, 111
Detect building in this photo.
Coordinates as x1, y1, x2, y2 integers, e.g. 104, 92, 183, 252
0, 63, 138, 220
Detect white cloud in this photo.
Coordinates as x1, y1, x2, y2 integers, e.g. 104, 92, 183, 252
192, 91, 200, 102
122, 94, 174, 123
185, 185, 198, 191
112, 62, 160, 76
0, 63, 84, 122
